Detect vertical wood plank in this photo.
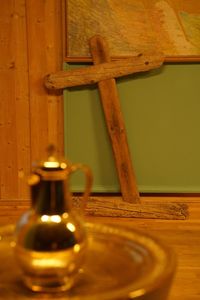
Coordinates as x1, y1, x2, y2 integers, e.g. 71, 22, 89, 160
26, 0, 64, 161
0, 0, 64, 202
0, 0, 30, 200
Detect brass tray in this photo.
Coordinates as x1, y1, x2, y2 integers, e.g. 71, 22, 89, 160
0, 223, 175, 299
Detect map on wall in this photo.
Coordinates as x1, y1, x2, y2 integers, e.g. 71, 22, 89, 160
66, 0, 200, 62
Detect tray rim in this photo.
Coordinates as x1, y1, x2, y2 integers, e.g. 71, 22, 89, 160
0, 222, 176, 300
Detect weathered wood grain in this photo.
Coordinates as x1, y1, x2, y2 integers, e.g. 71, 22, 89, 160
44, 53, 163, 89
72, 196, 188, 220
90, 35, 140, 203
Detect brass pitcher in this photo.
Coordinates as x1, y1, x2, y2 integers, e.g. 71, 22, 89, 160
14, 145, 93, 292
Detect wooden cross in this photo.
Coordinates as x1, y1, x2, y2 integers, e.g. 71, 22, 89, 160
45, 35, 188, 220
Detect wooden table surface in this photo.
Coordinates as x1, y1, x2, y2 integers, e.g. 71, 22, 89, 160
0, 196, 200, 300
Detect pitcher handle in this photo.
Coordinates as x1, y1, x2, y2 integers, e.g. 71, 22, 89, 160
70, 164, 93, 213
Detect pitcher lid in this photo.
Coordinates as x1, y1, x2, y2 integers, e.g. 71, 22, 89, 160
32, 145, 70, 180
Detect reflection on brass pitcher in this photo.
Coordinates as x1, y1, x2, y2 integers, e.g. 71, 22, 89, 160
14, 145, 93, 292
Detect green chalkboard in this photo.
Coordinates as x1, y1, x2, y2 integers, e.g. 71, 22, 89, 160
64, 63, 200, 193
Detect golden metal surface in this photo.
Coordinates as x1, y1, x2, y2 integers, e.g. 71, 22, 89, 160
14, 146, 93, 292
15, 211, 87, 292
0, 222, 175, 299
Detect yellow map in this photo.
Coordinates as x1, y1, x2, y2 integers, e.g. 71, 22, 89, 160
66, 0, 200, 61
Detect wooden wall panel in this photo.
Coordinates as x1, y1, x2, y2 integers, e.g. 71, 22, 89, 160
26, 0, 64, 161
0, 0, 64, 201
0, 0, 30, 200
